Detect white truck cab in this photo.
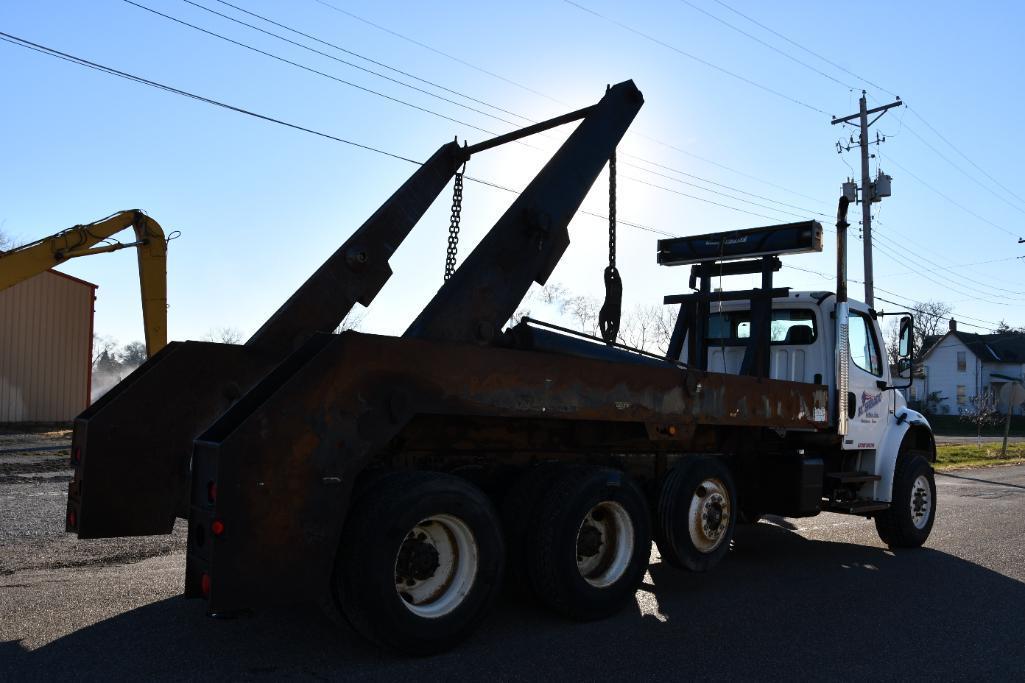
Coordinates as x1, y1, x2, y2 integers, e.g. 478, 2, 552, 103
675, 289, 934, 508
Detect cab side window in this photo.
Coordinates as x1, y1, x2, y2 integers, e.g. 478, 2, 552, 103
849, 311, 882, 376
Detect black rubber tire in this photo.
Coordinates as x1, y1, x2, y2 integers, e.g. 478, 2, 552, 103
332, 471, 505, 656
525, 466, 651, 621
655, 456, 738, 572
874, 451, 936, 548
501, 462, 571, 592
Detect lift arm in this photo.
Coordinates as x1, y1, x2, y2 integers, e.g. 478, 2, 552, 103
0, 210, 168, 356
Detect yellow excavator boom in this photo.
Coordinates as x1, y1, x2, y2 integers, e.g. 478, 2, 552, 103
0, 210, 168, 356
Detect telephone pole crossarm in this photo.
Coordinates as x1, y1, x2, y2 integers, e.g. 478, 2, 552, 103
831, 98, 903, 125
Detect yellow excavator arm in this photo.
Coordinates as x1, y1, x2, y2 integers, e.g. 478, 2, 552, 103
0, 210, 168, 356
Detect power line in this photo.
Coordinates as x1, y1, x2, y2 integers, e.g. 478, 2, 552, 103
907, 106, 1025, 210
562, 0, 830, 115
782, 264, 1007, 331
0, 31, 673, 241
875, 254, 1023, 279
127, 0, 830, 224
677, 0, 856, 91
692, 2, 1024, 239
709, 0, 899, 99
122, 0, 509, 140
871, 228, 1025, 297
292, 0, 832, 205
619, 153, 831, 216
234, 0, 832, 205
0, 31, 421, 164
312, 0, 570, 108
207, 0, 534, 124
883, 155, 1020, 239
628, 133, 829, 204
869, 235, 1012, 307
901, 120, 1025, 218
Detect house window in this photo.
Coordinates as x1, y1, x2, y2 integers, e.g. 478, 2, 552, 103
956, 385, 967, 405
956, 351, 966, 372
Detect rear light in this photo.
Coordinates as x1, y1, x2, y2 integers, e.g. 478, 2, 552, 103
72, 447, 81, 465
67, 511, 77, 528
211, 519, 225, 536
207, 481, 217, 503
201, 572, 211, 597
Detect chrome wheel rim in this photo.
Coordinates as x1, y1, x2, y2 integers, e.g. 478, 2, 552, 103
910, 474, 932, 530
394, 514, 478, 618
575, 501, 635, 588
688, 478, 731, 553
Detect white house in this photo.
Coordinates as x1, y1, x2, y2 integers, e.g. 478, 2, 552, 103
914, 319, 1025, 416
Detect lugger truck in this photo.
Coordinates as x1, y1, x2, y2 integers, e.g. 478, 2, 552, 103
67, 80, 936, 655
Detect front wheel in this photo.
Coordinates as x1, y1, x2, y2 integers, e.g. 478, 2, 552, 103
655, 456, 737, 572
875, 451, 936, 548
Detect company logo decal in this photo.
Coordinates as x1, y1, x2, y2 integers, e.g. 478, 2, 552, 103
857, 391, 882, 418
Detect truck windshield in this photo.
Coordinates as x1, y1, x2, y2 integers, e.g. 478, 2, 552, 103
706, 309, 817, 345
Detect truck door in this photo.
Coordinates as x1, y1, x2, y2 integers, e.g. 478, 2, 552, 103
842, 307, 888, 450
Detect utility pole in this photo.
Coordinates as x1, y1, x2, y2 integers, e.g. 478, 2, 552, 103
832, 91, 903, 308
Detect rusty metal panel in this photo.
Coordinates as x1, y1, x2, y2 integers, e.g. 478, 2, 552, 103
193, 331, 827, 611
0, 270, 94, 423
68, 341, 275, 538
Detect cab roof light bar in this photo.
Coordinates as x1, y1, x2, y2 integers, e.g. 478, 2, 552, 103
656, 221, 823, 266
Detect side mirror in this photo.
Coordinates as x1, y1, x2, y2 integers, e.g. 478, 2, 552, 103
898, 315, 912, 359
894, 315, 914, 386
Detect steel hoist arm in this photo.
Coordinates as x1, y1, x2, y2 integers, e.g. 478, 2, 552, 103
246, 142, 463, 356
406, 80, 644, 343
0, 210, 168, 356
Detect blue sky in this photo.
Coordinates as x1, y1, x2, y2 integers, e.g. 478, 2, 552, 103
2, 0, 1023, 345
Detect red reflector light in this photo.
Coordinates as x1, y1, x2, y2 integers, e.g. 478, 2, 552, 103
211, 519, 225, 536
72, 447, 81, 464
67, 511, 77, 528
207, 481, 217, 503
201, 572, 211, 597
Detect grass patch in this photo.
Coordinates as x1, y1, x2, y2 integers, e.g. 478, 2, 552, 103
935, 443, 1025, 471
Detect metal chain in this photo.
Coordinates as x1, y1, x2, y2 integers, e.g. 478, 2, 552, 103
444, 166, 464, 281
608, 150, 617, 269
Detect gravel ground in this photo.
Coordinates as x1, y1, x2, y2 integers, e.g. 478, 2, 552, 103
2, 453, 1024, 680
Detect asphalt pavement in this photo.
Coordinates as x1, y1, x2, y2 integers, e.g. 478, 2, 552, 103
2, 453, 1025, 680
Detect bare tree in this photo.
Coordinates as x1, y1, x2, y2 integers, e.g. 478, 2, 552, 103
92, 334, 119, 365
620, 304, 675, 355
203, 327, 245, 344
909, 300, 952, 358
334, 309, 366, 333
959, 392, 1003, 444
120, 341, 148, 365
994, 320, 1025, 335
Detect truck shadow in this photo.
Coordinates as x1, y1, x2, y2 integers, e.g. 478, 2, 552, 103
5, 521, 1025, 680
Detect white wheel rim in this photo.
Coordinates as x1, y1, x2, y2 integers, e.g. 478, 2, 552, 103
688, 477, 731, 553
910, 474, 932, 530
575, 501, 635, 588
394, 513, 478, 618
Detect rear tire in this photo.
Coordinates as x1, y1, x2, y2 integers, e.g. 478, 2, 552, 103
333, 471, 504, 655
655, 456, 737, 572
525, 466, 651, 620
874, 451, 936, 548
501, 462, 570, 591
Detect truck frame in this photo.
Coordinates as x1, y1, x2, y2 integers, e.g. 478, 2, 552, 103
66, 81, 937, 655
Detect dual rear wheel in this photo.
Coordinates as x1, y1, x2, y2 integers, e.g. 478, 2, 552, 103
333, 458, 738, 655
